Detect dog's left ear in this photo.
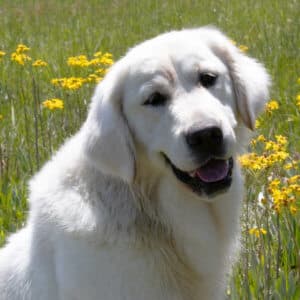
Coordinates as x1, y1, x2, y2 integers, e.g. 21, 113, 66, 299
225, 48, 271, 130
80, 59, 136, 182
202, 28, 271, 130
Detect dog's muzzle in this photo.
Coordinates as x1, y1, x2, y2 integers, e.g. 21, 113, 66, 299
164, 156, 233, 197
164, 126, 234, 196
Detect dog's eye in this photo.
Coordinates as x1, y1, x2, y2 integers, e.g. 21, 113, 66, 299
144, 92, 168, 106
199, 73, 218, 88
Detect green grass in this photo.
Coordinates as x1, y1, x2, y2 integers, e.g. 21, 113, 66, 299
0, 0, 299, 299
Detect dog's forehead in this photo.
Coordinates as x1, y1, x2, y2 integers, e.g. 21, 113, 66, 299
126, 31, 224, 79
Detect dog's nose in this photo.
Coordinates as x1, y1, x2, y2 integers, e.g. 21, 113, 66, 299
186, 126, 224, 156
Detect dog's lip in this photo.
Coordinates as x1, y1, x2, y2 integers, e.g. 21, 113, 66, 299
163, 154, 233, 196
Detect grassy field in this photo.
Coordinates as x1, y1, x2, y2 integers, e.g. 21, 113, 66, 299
0, 0, 299, 299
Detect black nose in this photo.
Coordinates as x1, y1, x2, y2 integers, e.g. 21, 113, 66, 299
186, 126, 224, 156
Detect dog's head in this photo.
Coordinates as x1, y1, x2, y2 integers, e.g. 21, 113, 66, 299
82, 27, 270, 198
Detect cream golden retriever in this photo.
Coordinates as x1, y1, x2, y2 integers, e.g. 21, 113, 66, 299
0, 27, 270, 300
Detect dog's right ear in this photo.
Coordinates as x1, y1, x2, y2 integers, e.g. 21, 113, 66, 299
80, 60, 136, 182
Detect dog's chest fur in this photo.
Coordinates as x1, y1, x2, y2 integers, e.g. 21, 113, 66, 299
46, 162, 243, 300
54, 235, 195, 300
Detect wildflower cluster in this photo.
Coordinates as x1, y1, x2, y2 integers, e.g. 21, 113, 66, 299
0, 44, 113, 113
239, 134, 289, 171
42, 98, 64, 110
32, 59, 48, 67
11, 44, 32, 65
265, 100, 279, 112
249, 227, 267, 237
267, 176, 300, 213
239, 130, 299, 215
67, 52, 113, 67
9, 44, 48, 68
51, 77, 86, 90
0, 51, 6, 61
52, 51, 113, 90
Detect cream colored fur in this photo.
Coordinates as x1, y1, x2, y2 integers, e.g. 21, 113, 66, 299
0, 27, 270, 300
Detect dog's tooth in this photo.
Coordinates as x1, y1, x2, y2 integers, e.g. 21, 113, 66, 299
189, 170, 197, 177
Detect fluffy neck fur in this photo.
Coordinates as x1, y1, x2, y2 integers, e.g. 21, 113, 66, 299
28, 132, 242, 299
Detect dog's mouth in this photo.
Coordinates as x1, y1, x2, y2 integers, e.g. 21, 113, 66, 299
164, 155, 233, 196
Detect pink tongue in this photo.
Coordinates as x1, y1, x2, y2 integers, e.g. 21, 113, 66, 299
196, 159, 229, 183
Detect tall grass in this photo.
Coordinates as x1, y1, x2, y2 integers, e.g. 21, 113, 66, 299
0, 1, 299, 298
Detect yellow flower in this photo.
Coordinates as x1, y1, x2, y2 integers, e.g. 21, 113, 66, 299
51, 77, 86, 90
257, 135, 266, 142
0, 114, 3, 120
239, 153, 268, 170
67, 55, 90, 67
275, 135, 287, 146
266, 100, 279, 112
86, 74, 102, 83
0, 51, 6, 60
260, 228, 267, 235
248, 228, 257, 236
274, 151, 289, 160
296, 94, 300, 107
93, 51, 103, 57
267, 174, 300, 214
239, 134, 290, 172
269, 179, 281, 189
249, 227, 267, 237
11, 44, 32, 65
264, 138, 287, 153
11, 52, 32, 65
95, 68, 109, 76
51, 78, 61, 86
255, 120, 261, 128
98, 52, 114, 65
239, 45, 249, 52
16, 44, 30, 53
250, 134, 265, 146
264, 141, 277, 151
52, 51, 113, 90
32, 59, 48, 67
290, 205, 298, 215
42, 98, 64, 110
67, 52, 114, 68
287, 175, 300, 185
284, 163, 293, 170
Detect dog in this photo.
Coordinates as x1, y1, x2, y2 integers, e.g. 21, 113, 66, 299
0, 27, 270, 300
